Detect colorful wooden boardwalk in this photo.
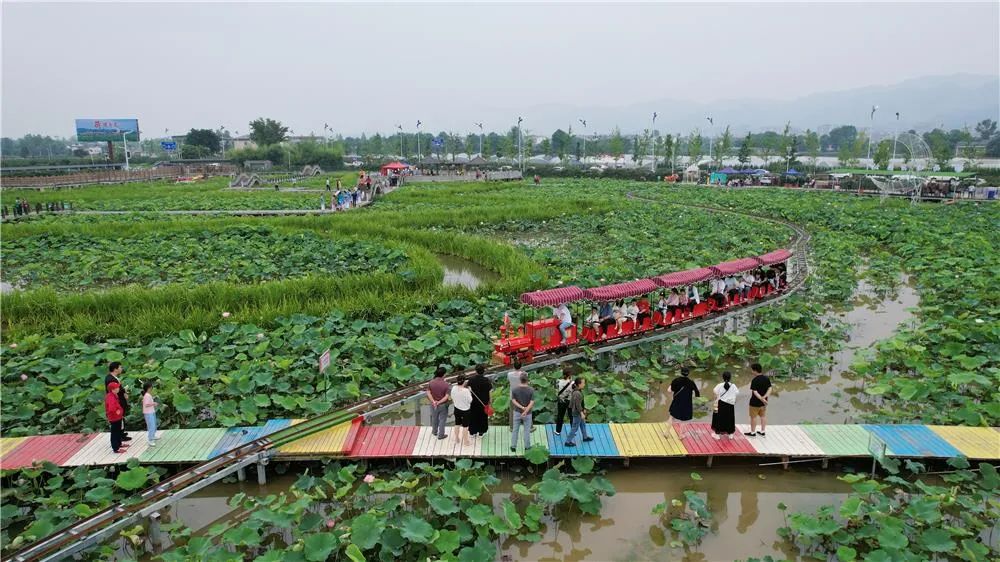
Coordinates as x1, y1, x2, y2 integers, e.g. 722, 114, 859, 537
1, 422, 997, 470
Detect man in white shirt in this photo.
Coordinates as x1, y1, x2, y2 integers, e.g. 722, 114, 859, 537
554, 304, 573, 342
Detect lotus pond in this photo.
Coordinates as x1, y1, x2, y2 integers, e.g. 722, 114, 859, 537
1, 178, 997, 561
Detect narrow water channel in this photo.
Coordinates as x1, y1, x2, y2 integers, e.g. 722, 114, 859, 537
436, 253, 500, 290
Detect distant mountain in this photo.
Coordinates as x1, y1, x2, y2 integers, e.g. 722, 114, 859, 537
508, 74, 999, 135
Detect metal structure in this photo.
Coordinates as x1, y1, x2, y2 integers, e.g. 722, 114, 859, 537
8, 200, 810, 562
867, 132, 933, 203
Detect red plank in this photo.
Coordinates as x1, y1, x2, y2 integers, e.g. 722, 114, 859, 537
341, 417, 364, 453
1, 433, 98, 470
679, 423, 756, 455
350, 426, 420, 458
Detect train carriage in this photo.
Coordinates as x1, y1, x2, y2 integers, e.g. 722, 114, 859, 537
492, 249, 793, 366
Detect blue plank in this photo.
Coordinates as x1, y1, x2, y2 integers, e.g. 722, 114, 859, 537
261, 419, 293, 437
209, 426, 265, 458
544, 423, 621, 457
863, 425, 962, 458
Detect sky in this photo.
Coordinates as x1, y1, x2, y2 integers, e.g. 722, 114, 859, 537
2, 1, 998, 139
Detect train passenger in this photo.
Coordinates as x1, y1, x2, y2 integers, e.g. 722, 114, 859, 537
742, 272, 755, 298
636, 298, 651, 326
666, 288, 681, 317
612, 300, 626, 332
686, 284, 700, 312
468, 364, 493, 438
585, 307, 601, 333
598, 301, 616, 333
625, 300, 640, 326
725, 276, 739, 301
710, 278, 727, 306
766, 268, 777, 290
656, 292, 669, 318
450, 375, 473, 446
553, 303, 573, 341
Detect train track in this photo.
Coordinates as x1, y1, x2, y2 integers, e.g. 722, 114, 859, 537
6, 201, 811, 562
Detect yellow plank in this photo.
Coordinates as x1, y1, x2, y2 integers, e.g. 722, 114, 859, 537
0, 437, 27, 459
610, 423, 685, 457
277, 421, 352, 455
928, 426, 1000, 460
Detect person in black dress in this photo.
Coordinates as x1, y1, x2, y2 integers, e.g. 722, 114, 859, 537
467, 364, 493, 437
666, 366, 700, 439
711, 371, 739, 440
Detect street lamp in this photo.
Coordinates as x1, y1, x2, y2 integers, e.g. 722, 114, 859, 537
122, 130, 130, 171
891, 112, 900, 167
416, 120, 422, 160
650, 112, 658, 172
706, 116, 714, 166
475, 122, 484, 156
866, 105, 878, 166
396, 124, 404, 158
578, 119, 587, 164
517, 117, 524, 173
219, 125, 226, 159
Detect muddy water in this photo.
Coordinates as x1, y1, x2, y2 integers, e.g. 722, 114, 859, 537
640, 275, 919, 425
502, 463, 850, 562
436, 253, 500, 290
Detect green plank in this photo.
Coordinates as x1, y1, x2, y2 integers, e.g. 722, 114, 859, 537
480, 426, 546, 457
139, 428, 227, 463
799, 424, 871, 457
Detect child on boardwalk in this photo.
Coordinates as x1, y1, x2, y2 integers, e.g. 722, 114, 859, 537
105, 382, 126, 453
142, 381, 158, 446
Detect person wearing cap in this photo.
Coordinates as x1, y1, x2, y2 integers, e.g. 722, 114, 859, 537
106, 382, 126, 453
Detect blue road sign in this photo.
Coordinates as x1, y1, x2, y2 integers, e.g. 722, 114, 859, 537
161, 141, 177, 151
431, 138, 445, 148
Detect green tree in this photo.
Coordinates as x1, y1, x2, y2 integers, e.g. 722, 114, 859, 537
551, 129, 571, 159
985, 135, 1000, 157
687, 130, 703, 164
180, 144, 209, 159
248, 118, 289, 146
609, 127, 625, 159
974, 119, 996, 141
872, 139, 892, 169
185, 129, 221, 154
821, 125, 857, 151
538, 138, 551, 156
758, 134, 776, 166
923, 129, 954, 168
737, 133, 752, 166
716, 126, 732, 166
803, 129, 820, 171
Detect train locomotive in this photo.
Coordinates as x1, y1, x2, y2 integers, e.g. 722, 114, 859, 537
493, 249, 793, 365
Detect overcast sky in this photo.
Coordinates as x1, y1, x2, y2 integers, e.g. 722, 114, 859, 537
2, 1, 998, 139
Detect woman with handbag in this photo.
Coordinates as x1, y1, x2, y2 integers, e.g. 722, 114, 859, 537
710, 371, 739, 440
468, 364, 493, 438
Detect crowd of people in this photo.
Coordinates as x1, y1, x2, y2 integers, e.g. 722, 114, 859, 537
2, 198, 70, 219
422, 359, 775, 450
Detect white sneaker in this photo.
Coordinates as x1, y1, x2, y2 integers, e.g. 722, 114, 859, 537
148, 441, 156, 447
712, 434, 721, 440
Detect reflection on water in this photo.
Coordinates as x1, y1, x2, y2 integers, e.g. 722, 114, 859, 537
640, 274, 919, 425
436, 253, 500, 290
504, 463, 850, 562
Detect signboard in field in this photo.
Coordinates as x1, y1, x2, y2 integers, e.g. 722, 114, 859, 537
161, 141, 177, 151
75, 119, 140, 142
318, 348, 331, 374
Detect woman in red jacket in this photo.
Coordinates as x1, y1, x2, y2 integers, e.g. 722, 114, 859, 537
106, 382, 126, 453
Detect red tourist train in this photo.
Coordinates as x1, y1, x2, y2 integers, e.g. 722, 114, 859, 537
493, 249, 793, 365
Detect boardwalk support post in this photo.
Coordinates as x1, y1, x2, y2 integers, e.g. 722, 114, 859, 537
782, 456, 790, 470
148, 511, 162, 552
706, 456, 714, 468
237, 466, 246, 482
257, 460, 268, 485
821, 458, 829, 469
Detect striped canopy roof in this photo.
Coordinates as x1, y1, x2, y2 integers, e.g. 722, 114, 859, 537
651, 267, 715, 288
583, 279, 659, 301
520, 286, 586, 308
757, 249, 792, 266
710, 257, 762, 276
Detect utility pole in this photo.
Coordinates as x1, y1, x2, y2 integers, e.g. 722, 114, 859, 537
122, 131, 130, 171
517, 117, 524, 173
650, 112, 658, 172
579, 119, 587, 165
475, 122, 484, 156
397, 124, 404, 158
416, 120, 422, 161
706, 116, 714, 167
867, 105, 878, 167
891, 111, 900, 167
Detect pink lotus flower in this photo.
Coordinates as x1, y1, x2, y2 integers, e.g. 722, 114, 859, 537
20, 374, 28, 381
325, 519, 336, 529
363, 474, 375, 484
222, 312, 231, 318
9, 343, 17, 349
